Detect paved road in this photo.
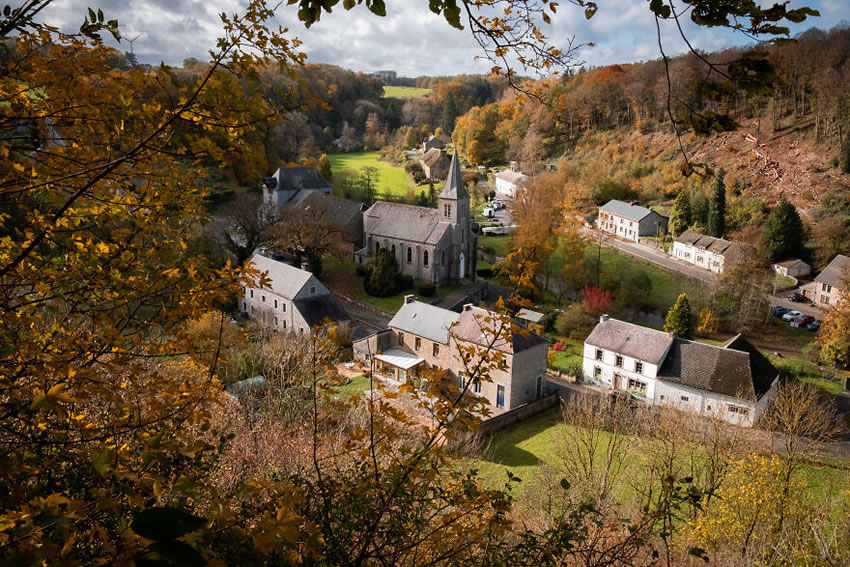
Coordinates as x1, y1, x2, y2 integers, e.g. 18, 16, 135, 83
338, 297, 390, 335
770, 286, 823, 319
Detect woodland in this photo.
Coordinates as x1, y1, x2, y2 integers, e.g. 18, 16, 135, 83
2, 0, 850, 565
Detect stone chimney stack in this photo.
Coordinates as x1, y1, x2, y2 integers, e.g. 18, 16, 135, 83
301, 262, 310, 273
404, 294, 416, 304
600, 314, 609, 323
463, 303, 473, 311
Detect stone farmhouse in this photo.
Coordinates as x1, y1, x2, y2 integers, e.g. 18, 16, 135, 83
422, 134, 450, 153
597, 200, 668, 243
353, 297, 549, 412
355, 150, 477, 285
241, 252, 350, 334
805, 254, 850, 307
672, 230, 740, 274
261, 166, 332, 212
583, 316, 780, 426
293, 192, 366, 262
418, 148, 450, 181
494, 169, 528, 198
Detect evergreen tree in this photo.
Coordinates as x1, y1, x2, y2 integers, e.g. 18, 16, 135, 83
440, 92, 458, 135
664, 293, 695, 339
707, 169, 726, 238
763, 195, 806, 261
365, 248, 400, 297
428, 180, 437, 207
669, 190, 692, 236
318, 153, 333, 180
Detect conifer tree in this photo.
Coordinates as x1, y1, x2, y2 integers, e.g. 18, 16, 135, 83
763, 196, 806, 261
664, 293, 695, 339
707, 169, 726, 238
670, 190, 692, 236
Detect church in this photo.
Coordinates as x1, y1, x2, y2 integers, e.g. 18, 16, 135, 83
355, 150, 477, 285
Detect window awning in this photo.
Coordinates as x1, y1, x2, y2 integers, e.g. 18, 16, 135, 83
375, 349, 424, 370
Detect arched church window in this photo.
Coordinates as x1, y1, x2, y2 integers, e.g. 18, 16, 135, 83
407, 247, 412, 264
441, 250, 445, 265
375, 241, 380, 253
424, 250, 429, 266
392, 244, 396, 255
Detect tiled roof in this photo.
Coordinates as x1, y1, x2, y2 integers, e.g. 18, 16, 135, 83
516, 308, 545, 323
585, 318, 673, 364
453, 305, 548, 354
419, 148, 445, 167
273, 166, 331, 191
365, 202, 449, 244
296, 192, 364, 229
248, 253, 313, 299
495, 169, 528, 185
814, 254, 850, 288
599, 200, 653, 222
675, 230, 735, 255
775, 258, 809, 269
389, 299, 460, 344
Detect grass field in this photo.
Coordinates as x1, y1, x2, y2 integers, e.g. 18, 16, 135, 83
382, 86, 432, 99
328, 152, 417, 197
333, 375, 373, 398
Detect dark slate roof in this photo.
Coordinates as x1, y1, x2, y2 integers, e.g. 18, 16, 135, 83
656, 336, 778, 401
453, 306, 548, 354
275, 166, 331, 191
599, 200, 653, 222
296, 192, 364, 229
675, 230, 735, 255
294, 294, 351, 329
585, 318, 673, 364
365, 201, 449, 244
389, 299, 460, 344
439, 149, 469, 200
814, 254, 850, 288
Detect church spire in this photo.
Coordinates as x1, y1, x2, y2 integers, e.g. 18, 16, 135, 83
439, 149, 468, 200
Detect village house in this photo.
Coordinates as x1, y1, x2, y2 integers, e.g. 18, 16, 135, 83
596, 200, 668, 243
494, 169, 529, 199
418, 148, 451, 181
582, 316, 780, 426
355, 150, 477, 285
353, 297, 549, 412
422, 134, 450, 153
773, 258, 811, 279
292, 192, 366, 262
261, 166, 332, 212
805, 254, 850, 307
241, 252, 350, 334
672, 230, 739, 274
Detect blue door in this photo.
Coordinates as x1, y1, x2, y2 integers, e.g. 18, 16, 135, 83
497, 385, 505, 408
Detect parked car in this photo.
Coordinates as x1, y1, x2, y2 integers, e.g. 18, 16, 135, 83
482, 207, 495, 218
772, 306, 791, 318
807, 320, 822, 332
788, 292, 808, 302
781, 310, 802, 322
792, 315, 815, 327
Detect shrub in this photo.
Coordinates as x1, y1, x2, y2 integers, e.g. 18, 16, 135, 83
418, 283, 436, 297
355, 263, 368, 277
553, 342, 565, 352
395, 273, 414, 291
477, 267, 493, 278
555, 304, 597, 340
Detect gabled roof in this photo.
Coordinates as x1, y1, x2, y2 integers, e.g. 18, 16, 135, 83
585, 318, 673, 364
247, 253, 313, 299
419, 148, 447, 168
516, 308, 545, 323
814, 254, 850, 288
293, 294, 351, 329
273, 166, 331, 191
439, 149, 468, 200
365, 201, 449, 244
675, 230, 735, 255
453, 305, 548, 354
389, 299, 460, 344
599, 200, 654, 222
656, 335, 778, 401
296, 192, 364, 229
495, 169, 529, 185
775, 258, 809, 269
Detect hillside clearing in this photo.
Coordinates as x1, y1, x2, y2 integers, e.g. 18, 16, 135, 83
382, 86, 431, 99
328, 152, 417, 197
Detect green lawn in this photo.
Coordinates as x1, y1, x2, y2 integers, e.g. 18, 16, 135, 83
768, 355, 845, 396
333, 375, 374, 398
478, 235, 512, 258
548, 338, 584, 375
328, 152, 417, 197
773, 273, 796, 288
382, 86, 432, 99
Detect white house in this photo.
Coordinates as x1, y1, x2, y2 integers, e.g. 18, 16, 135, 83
672, 230, 740, 274
582, 316, 780, 427
773, 258, 811, 278
596, 200, 668, 243
494, 169, 529, 198
241, 252, 350, 334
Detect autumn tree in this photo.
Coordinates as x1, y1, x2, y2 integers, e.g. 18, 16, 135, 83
816, 269, 850, 367
707, 169, 727, 238
582, 285, 613, 318
270, 204, 333, 275
763, 195, 806, 262
669, 190, 692, 236
664, 293, 695, 338
318, 152, 333, 180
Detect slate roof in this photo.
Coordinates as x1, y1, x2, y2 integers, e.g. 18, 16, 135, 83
365, 202, 449, 244
296, 192, 364, 229
775, 258, 809, 269
389, 299, 460, 344
274, 166, 331, 191
585, 318, 673, 364
814, 254, 850, 288
419, 148, 446, 168
248, 253, 313, 299
495, 169, 528, 186
294, 294, 351, 329
675, 230, 735, 255
599, 200, 653, 222
516, 308, 545, 323
656, 335, 778, 401
439, 149, 469, 200
453, 306, 548, 354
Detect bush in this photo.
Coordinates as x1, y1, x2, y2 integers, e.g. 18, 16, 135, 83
592, 178, 635, 205
355, 263, 368, 277
418, 283, 436, 297
555, 304, 597, 340
395, 273, 414, 291
477, 267, 493, 278
364, 249, 400, 297
553, 342, 565, 351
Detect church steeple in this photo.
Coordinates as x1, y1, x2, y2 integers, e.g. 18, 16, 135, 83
439, 149, 469, 224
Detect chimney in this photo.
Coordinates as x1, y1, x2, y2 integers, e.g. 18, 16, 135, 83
669, 331, 675, 338
600, 314, 609, 323
404, 294, 415, 304
301, 262, 310, 273
463, 303, 473, 311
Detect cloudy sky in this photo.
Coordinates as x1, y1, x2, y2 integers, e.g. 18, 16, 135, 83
42, 0, 849, 76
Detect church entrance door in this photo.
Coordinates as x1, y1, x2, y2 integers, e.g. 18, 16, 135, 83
459, 252, 465, 279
